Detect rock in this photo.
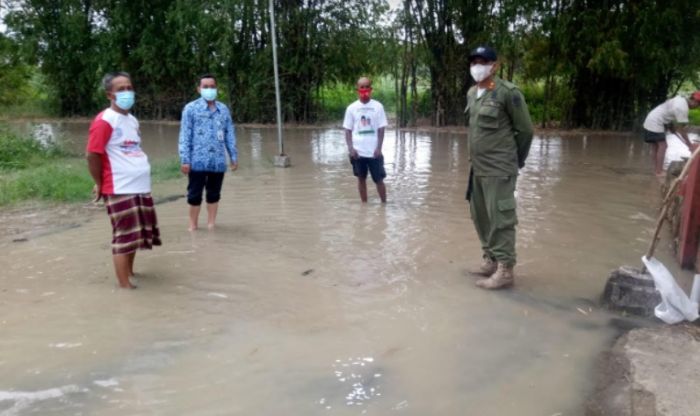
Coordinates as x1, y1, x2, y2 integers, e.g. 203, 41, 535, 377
586, 325, 700, 416
601, 266, 661, 317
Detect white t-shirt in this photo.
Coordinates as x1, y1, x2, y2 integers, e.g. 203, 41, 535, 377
87, 108, 151, 195
643, 96, 689, 133
342, 99, 388, 158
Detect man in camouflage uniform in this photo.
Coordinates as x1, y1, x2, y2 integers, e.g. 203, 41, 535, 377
465, 45, 533, 290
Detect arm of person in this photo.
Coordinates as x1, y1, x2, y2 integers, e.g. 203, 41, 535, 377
675, 124, 694, 149
345, 129, 358, 159
225, 112, 238, 171
86, 118, 111, 202
86, 153, 103, 202
178, 105, 193, 174
374, 127, 385, 158
343, 106, 358, 159
506, 88, 534, 168
374, 104, 388, 158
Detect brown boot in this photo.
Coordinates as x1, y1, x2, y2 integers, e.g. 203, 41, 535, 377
476, 263, 514, 290
471, 256, 497, 277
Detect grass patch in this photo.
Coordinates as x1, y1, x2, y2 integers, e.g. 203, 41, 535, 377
0, 128, 66, 169
0, 157, 183, 206
0, 160, 93, 205
0, 127, 183, 206
690, 108, 700, 126
150, 157, 183, 181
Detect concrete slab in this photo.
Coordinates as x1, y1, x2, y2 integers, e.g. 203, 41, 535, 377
587, 325, 700, 416
274, 154, 291, 167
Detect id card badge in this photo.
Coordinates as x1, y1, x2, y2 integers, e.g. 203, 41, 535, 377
217, 130, 224, 142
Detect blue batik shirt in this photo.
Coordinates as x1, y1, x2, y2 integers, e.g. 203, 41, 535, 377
178, 98, 237, 172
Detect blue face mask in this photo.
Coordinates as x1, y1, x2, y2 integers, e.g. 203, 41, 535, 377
114, 91, 135, 111
200, 88, 217, 102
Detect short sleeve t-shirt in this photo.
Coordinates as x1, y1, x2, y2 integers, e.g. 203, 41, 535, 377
342, 99, 388, 158
643, 96, 690, 133
86, 108, 151, 195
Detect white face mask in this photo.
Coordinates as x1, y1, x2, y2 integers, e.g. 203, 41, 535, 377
470, 64, 493, 83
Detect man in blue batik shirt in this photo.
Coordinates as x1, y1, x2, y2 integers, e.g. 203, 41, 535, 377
178, 74, 238, 231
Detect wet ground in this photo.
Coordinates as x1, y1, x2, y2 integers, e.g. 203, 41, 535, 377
0, 122, 689, 415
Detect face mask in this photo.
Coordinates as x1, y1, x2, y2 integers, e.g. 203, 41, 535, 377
114, 91, 135, 111
201, 88, 217, 101
358, 87, 371, 101
470, 64, 493, 83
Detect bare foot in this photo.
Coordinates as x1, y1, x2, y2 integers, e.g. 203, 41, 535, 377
188, 224, 198, 231
118, 283, 137, 289
207, 223, 215, 230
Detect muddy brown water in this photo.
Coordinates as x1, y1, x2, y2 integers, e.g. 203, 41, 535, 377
0, 121, 689, 415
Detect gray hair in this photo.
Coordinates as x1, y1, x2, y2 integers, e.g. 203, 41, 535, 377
101, 71, 131, 92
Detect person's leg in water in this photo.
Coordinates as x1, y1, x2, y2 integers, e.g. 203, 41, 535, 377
358, 177, 368, 203
113, 253, 136, 289
189, 205, 201, 231
654, 141, 667, 176
204, 172, 225, 229
375, 180, 386, 203
187, 171, 206, 231
128, 251, 136, 276
207, 203, 219, 229
351, 157, 369, 202
367, 156, 387, 203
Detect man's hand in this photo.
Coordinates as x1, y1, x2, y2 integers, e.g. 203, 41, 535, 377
91, 184, 103, 203
180, 164, 191, 174
349, 149, 359, 159
373, 148, 383, 158
230, 162, 238, 171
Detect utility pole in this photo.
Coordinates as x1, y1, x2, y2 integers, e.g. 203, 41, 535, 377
269, 0, 290, 167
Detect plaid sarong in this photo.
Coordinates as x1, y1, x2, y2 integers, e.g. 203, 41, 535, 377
105, 194, 162, 255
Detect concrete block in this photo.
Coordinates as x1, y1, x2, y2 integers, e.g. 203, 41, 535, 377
274, 154, 291, 168
601, 266, 661, 317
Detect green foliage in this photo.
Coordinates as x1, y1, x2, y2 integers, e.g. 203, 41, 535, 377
0, 127, 69, 170
0, 124, 184, 205
690, 109, 700, 126
4, 0, 700, 129
520, 80, 573, 128
0, 161, 93, 205
315, 77, 399, 121
5, 0, 392, 122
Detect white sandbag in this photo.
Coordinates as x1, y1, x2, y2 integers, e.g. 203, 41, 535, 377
641, 256, 699, 323
664, 132, 700, 168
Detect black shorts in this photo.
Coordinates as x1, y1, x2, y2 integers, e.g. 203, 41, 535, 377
350, 156, 386, 183
187, 171, 225, 205
643, 129, 666, 143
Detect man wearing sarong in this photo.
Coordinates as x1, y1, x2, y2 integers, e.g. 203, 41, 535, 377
86, 72, 161, 289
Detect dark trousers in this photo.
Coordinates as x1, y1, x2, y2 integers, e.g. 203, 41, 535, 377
187, 171, 225, 206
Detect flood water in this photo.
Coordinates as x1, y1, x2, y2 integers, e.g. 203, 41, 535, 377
0, 121, 687, 415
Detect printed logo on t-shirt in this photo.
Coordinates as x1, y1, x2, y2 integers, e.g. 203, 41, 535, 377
119, 140, 145, 157
358, 115, 375, 135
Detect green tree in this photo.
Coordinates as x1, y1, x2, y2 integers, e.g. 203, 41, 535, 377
5, 0, 99, 115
